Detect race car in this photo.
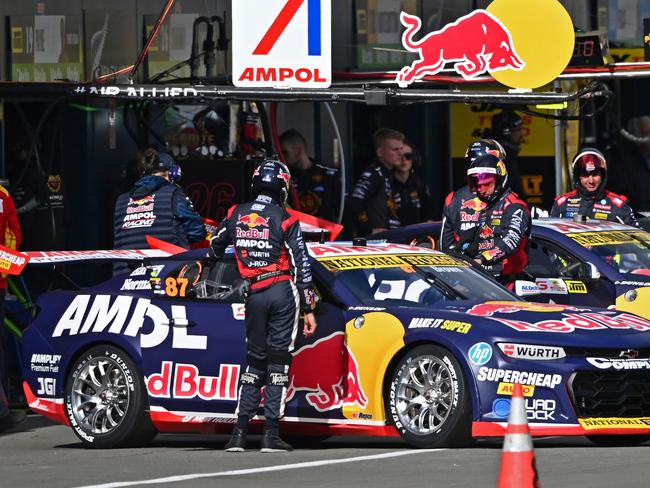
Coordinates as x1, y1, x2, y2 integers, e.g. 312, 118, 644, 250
21, 242, 650, 449
376, 219, 650, 318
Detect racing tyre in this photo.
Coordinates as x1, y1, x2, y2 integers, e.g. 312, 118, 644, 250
587, 435, 650, 447
388, 344, 472, 448
64, 345, 157, 448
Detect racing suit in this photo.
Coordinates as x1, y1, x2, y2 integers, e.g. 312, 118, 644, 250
114, 175, 206, 250
550, 188, 639, 227
210, 193, 316, 430
463, 189, 531, 279
347, 163, 401, 237
439, 185, 487, 252
291, 161, 340, 221
0, 185, 21, 424
392, 173, 433, 226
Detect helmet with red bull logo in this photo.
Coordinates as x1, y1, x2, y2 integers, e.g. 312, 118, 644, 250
572, 148, 607, 195
251, 159, 291, 203
467, 153, 508, 204
464, 139, 507, 171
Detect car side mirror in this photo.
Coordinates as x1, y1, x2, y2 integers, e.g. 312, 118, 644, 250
513, 280, 541, 297
579, 262, 601, 280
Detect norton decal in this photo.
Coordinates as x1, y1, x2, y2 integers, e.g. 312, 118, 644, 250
52, 295, 207, 349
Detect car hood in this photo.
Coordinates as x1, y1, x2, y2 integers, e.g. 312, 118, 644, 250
398, 300, 650, 348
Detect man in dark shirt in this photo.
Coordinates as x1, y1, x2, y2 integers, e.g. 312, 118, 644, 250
279, 129, 341, 221
490, 109, 527, 201
393, 140, 432, 226
347, 128, 404, 236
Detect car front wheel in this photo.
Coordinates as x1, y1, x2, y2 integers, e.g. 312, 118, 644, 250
64, 345, 156, 448
388, 344, 472, 448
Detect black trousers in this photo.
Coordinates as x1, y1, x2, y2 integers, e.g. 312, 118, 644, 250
235, 280, 299, 429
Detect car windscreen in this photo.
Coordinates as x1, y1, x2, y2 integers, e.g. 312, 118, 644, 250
317, 253, 514, 307
565, 229, 650, 275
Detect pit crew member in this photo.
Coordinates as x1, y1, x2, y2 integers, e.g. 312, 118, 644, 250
210, 160, 317, 453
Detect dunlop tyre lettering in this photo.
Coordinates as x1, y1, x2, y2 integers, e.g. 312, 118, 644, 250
64, 345, 157, 448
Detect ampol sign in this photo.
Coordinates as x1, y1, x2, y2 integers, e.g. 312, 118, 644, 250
233, 0, 332, 88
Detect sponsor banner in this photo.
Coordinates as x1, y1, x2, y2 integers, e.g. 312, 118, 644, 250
535, 278, 568, 295
586, 357, 650, 370
565, 230, 650, 248
477, 367, 562, 388
52, 295, 208, 350
579, 417, 650, 430
30, 354, 62, 373
497, 382, 535, 397
407, 318, 471, 334
498, 343, 565, 360
146, 361, 240, 401
468, 342, 492, 366
565, 280, 587, 294
492, 397, 555, 420
0, 245, 29, 275
318, 253, 466, 271
26, 249, 174, 264
534, 219, 631, 234
308, 243, 434, 258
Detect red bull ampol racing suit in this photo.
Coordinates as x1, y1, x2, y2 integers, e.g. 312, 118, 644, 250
463, 189, 531, 280
439, 185, 487, 252
550, 189, 639, 227
210, 194, 316, 430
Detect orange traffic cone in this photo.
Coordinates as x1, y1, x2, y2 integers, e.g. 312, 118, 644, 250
497, 383, 540, 488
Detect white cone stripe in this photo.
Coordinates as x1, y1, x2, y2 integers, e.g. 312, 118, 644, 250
508, 395, 527, 425
502, 433, 534, 452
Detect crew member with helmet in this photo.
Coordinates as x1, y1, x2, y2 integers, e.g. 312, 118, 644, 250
490, 109, 527, 200
279, 129, 340, 221
439, 139, 506, 251
113, 148, 206, 252
210, 160, 317, 453
460, 153, 531, 281
550, 148, 639, 227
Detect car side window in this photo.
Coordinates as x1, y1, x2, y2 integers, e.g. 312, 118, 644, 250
161, 259, 246, 302
526, 238, 583, 278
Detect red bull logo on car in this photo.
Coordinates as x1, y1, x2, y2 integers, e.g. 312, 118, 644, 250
396, 10, 524, 86
286, 332, 368, 412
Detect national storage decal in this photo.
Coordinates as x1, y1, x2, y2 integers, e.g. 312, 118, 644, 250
579, 417, 650, 430
318, 253, 466, 271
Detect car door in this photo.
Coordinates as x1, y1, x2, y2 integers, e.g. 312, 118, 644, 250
526, 237, 616, 307
141, 257, 248, 419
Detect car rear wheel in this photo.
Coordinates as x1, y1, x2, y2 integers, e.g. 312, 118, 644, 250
387, 344, 472, 448
587, 435, 650, 447
64, 345, 156, 448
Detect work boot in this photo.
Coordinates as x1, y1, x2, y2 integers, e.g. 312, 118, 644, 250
260, 427, 293, 452
224, 427, 247, 452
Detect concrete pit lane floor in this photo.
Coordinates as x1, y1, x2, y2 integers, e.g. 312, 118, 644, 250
1, 415, 648, 488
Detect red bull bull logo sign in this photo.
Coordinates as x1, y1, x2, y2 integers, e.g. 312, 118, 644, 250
397, 10, 524, 86
286, 332, 368, 412
396, 0, 575, 89
237, 213, 270, 229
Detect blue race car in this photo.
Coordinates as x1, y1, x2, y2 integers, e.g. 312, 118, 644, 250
375, 219, 650, 319
21, 242, 650, 449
